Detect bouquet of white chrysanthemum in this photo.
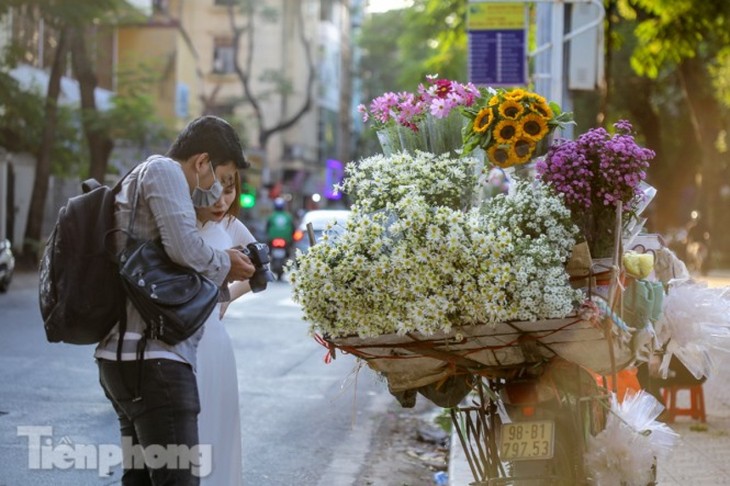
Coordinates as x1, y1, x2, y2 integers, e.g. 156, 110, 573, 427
481, 178, 583, 321
290, 152, 581, 338
336, 151, 479, 214
290, 197, 520, 338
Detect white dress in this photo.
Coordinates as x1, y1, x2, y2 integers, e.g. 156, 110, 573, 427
196, 217, 255, 486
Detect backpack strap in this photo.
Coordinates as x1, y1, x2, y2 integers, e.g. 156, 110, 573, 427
124, 165, 147, 249
103, 166, 144, 400
118, 163, 154, 402
81, 179, 102, 193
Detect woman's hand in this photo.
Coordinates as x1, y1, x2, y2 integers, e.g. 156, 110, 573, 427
219, 301, 231, 319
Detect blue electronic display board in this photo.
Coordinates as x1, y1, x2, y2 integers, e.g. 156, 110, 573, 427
468, 29, 526, 86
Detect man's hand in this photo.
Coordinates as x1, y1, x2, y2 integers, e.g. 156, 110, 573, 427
225, 249, 256, 281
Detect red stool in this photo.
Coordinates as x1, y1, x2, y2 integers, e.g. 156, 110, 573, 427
661, 384, 706, 423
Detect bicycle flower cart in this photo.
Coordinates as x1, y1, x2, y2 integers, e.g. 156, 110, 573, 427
292, 80, 683, 485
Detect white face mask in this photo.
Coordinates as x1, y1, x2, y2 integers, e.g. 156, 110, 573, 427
191, 162, 223, 208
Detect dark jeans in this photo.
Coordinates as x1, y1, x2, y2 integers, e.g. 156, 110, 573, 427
98, 359, 201, 486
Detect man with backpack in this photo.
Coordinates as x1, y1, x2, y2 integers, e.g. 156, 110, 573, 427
94, 116, 255, 485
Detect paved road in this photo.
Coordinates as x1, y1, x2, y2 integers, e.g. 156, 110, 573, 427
0, 273, 393, 485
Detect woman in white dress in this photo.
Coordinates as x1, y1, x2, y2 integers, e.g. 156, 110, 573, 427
195, 172, 255, 486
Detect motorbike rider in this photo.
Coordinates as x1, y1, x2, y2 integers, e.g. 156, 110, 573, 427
684, 210, 711, 274
266, 197, 294, 254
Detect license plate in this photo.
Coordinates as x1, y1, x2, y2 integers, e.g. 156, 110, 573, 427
499, 420, 554, 461
272, 249, 287, 258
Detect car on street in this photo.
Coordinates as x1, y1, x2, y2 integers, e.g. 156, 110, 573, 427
293, 209, 352, 256
0, 238, 15, 292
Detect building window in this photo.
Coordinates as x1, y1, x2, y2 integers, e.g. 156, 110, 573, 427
213, 37, 235, 74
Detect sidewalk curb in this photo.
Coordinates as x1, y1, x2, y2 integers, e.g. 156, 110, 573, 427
449, 425, 473, 486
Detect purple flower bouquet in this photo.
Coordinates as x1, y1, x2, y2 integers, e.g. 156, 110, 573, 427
536, 120, 656, 258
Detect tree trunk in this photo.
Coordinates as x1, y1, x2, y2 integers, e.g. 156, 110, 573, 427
677, 58, 723, 226
23, 26, 68, 259
69, 27, 113, 183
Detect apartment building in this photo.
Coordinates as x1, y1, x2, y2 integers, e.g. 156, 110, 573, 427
117, 0, 362, 211
0, 0, 362, 246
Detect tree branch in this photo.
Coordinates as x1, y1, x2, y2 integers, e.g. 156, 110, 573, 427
258, 2, 315, 147
229, 2, 264, 135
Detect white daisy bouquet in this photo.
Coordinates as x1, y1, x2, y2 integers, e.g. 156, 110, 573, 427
290, 151, 581, 338
481, 178, 583, 321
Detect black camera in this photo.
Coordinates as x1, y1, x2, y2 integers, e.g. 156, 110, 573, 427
240, 242, 275, 292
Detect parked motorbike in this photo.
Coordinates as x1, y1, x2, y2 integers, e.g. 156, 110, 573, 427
268, 237, 289, 281
452, 359, 657, 485
666, 211, 710, 275
0, 238, 15, 293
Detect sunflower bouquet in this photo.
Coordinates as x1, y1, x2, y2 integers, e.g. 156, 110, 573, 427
461, 87, 574, 168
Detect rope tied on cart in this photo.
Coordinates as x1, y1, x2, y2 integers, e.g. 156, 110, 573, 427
313, 333, 337, 363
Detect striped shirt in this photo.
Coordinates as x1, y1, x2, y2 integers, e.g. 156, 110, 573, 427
94, 156, 231, 369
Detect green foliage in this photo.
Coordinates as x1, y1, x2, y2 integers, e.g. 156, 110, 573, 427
399, 0, 468, 87
3, 0, 131, 28
106, 61, 170, 147
623, 0, 730, 78
0, 0, 168, 178
356, 1, 468, 158
0, 71, 44, 153
434, 408, 452, 434
106, 93, 169, 147
52, 108, 86, 177
358, 9, 410, 95
0, 67, 82, 176
710, 47, 730, 109
358, 0, 468, 97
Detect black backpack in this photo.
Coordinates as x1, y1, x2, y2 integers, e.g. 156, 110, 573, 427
39, 177, 126, 344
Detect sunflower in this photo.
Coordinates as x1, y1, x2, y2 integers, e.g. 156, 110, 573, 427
493, 119, 520, 143
498, 99, 524, 119
504, 88, 527, 102
488, 95, 501, 107
530, 98, 553, 120
487, 144, 512, 168
520, 113, 549, 142
473, 107, 494, 133
511, 138, 535, 165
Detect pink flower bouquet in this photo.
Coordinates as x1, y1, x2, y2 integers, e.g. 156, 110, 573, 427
358, 75, 480, 156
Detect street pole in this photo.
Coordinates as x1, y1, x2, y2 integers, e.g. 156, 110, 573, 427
549, 1, 564, 109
